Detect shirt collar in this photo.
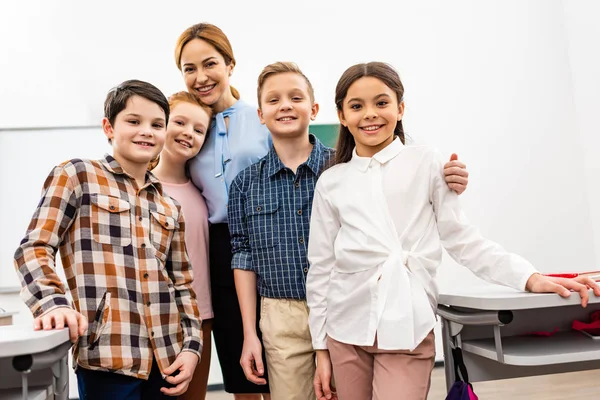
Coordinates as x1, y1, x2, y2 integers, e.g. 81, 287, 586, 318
350, 137, 404, 172
265, 134, 326, 177
100, 154, 163, 194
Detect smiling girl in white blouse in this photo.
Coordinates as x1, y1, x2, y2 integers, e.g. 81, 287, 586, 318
305, 62, 600, 400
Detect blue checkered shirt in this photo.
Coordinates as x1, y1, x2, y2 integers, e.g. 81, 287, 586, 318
228, 135, 335, 299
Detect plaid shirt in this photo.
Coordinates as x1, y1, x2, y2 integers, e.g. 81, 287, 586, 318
229, 135, 334, 299
14, 154, 201, 379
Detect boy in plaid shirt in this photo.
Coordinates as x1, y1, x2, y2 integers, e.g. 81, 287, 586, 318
14, 80, 201, 399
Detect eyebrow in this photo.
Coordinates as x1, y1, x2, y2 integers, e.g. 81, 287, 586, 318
264, 88, 305, 97
182, 56, 217, 67
346, 93, 392, 103
124, 113, 165, 123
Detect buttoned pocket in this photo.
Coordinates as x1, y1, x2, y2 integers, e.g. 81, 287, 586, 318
245, 199, 280, 249
150, 210, 177, 262
90, 194, 132, 247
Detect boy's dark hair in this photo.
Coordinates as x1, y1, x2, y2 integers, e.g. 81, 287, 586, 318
104, 80, 170, 143
334, 62, 405, 165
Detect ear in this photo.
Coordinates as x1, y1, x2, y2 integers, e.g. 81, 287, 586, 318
227, 63, 234, 77
337, 109, 348, 127
102, 118, 114, 142
397, 101, 405, 121
310, 102, 320, 121
257, 107, 266, 125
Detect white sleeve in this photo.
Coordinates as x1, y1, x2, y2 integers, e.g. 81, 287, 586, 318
430, 150, 538, 291
306, 181, 341, 350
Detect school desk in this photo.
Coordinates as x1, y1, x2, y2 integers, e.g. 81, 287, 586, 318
438, 284, 600, 392
0, 325, 71, 400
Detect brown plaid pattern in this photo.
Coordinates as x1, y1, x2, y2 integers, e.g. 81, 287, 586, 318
14, 154, 201, 379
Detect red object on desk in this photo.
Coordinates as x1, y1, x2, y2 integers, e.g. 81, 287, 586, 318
544, 273, 579, 278
543, 271, 600, 280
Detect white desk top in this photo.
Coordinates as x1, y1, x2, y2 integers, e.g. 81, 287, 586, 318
0, 325, 70, 358
439, 283, 600, 310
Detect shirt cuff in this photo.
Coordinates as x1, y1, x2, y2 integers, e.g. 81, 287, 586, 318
181, 338, 202, 359
312, 337, 328, 350
31, 296, 71, 318
231, 252, 254, 271
519, 270, 539, 292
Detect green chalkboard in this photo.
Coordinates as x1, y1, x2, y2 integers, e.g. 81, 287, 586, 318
310, 124, 339, 148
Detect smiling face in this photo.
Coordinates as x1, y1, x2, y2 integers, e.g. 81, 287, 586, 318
258, 72, 318, 139
102, 95, 166, 171
338, 76, 404, 158
162, 101, 211, 163
180, 38, 235, 112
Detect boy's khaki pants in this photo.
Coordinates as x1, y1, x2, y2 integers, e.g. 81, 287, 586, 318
260, 297, 315, 400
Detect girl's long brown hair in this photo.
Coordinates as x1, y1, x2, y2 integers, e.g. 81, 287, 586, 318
334, 62, 406, 165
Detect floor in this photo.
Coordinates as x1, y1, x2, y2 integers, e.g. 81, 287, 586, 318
205, 367, 600, 399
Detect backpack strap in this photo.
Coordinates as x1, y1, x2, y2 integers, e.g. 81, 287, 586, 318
451, 346, 471, 384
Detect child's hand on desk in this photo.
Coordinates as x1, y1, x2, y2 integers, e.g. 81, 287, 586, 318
525, 273, 600, 307
34, 307, 88, 342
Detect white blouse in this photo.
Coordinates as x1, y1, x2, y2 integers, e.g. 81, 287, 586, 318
306, 138, 538, 351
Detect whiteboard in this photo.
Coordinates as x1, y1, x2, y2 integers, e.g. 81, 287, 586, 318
0, 127, 107, 288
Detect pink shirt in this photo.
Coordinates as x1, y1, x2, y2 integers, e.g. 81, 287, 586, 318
162, 180, 213, 319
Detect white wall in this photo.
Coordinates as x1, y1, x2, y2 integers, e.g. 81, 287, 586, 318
562, 0, 600, 266
1, 0, 599, 396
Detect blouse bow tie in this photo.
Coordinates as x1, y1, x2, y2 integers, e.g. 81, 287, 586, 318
214, 106, 236, 178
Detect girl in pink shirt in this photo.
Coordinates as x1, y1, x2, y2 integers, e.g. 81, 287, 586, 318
150, 91, 213, 399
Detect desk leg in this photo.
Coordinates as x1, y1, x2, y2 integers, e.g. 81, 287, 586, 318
441, 317, 455, 393
52, 354, 69, 400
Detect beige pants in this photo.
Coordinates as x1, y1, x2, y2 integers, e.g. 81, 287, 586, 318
327, 331, 436, 400
260, 297, 316, 400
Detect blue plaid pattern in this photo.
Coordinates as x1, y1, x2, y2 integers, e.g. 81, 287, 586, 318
228, 135, 334, 299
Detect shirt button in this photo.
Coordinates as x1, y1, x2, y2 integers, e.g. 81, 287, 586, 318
256, 206, 262, 212
299, 238, 304, 244
304, 268, 309, 273
151, 331, 155, 336
138, 216, 143, 221
295, 182, 300, 188
141, 243, 146, 248
109, 205, 115, 211
143, 273, 149, 279
165, 221, 169, 227
146, 301, 151, 307
297, 209, 302, 216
